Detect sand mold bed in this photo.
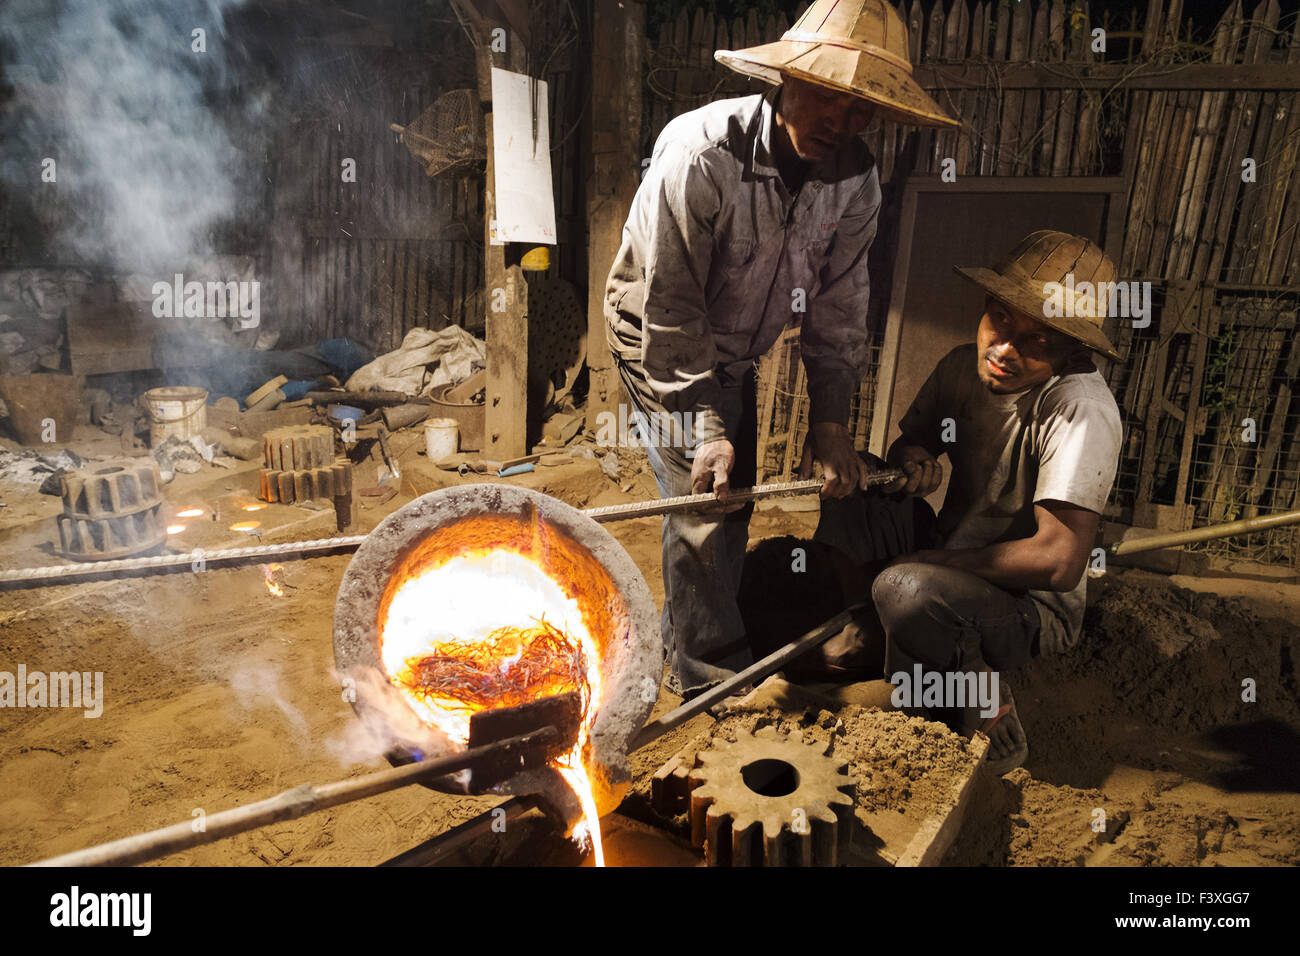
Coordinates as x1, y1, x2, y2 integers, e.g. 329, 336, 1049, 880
708, 703, 979, 826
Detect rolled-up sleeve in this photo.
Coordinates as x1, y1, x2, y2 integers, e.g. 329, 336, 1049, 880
799, 166, 881, 426
640, 144, 728, 445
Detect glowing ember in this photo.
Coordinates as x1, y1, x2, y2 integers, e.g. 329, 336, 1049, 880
260, 563, 285, 597
176, 508, 204, 518
166, 524, 186, 535
393, 621, 587, 729
230, 520, 261, 532
381, 549, 606, 866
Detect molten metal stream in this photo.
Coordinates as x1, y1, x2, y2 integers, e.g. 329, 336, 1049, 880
380, 550, 607, 865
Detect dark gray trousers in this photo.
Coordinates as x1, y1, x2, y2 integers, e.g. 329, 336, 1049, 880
615, 359, 757, 697
815, 487, 1042, 678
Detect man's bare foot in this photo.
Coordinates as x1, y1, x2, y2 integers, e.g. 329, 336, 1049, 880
976, 686, 1028, 773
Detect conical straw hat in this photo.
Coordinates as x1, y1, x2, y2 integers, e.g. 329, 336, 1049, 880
715, 0, 958, 128
954, 230, 1122, 360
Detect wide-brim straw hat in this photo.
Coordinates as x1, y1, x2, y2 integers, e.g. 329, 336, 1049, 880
714, 0, 958, 128
954, 230, 1122, 361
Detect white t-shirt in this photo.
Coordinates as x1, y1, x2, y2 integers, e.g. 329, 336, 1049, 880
897, 343, 1122, 652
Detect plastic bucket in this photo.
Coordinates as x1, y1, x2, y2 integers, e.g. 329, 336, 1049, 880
424, 418, 459, 461
143, 386, 208, 447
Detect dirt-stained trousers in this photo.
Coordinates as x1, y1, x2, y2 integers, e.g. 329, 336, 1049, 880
615, 359, 758, 697
814, 487, 1043, 679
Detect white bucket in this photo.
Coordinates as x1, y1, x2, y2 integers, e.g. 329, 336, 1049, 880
425, 418, 459, 462
144, 386, 208, 447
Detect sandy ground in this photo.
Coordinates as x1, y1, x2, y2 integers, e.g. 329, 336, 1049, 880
1, 428, 1298, 866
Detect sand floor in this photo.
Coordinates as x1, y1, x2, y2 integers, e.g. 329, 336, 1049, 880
1, 431, 1297, 866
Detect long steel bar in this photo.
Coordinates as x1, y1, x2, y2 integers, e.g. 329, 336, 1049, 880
1110, 508, 1300, 555
1, 477, 901, 587
28, 728, 560, 867
628, 607, 857, 750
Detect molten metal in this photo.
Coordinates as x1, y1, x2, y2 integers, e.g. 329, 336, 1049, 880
333, 485, 661, 866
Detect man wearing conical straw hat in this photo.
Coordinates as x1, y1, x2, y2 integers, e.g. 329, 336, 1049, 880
604, 0, 957, 698
809, 230, 1124, 772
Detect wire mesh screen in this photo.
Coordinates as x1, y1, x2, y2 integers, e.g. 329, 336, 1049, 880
1184, 292, 1300, 565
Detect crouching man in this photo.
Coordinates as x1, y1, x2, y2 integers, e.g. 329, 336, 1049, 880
812, 230, 1124, 773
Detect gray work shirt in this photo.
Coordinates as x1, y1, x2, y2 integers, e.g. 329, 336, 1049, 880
604, 87, 881, 445
898, 344, 1123, 653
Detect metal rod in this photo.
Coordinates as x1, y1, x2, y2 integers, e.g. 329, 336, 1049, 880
1110, 508, 1300, 555
379, 795, 538, 867
582, 476, 899, 522
3, 477, 893, 587
28, 727, 558, 868
628, 607, 857, 751
0, 534, 368, 586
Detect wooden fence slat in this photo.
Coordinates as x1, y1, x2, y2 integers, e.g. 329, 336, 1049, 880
950, 0, 972, 173
1230, 0, 1282, 281
1147, 90, 1196, 272
996, 0, 1031, 176
908, 0, 925, 72
1208, 0, 1279, 281
1274, 14, 1300, 284
1248, 4, 1297, 283
1039, 0, 1066, 174
920, 2, 946, 172
1024, 0, 1050, 174
1169, 1, 1238, 277
1190, 0, 1246, 279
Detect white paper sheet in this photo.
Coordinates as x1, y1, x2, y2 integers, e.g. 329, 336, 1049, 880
490, 67, 556, 245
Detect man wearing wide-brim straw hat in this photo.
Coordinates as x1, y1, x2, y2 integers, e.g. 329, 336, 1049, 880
809, 230, 1125, 773
603, 0, 956, 699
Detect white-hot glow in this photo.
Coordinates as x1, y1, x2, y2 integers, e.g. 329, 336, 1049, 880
381, 549, 606, 865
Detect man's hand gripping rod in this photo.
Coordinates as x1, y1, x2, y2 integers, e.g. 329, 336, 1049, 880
581, 471, 904, 523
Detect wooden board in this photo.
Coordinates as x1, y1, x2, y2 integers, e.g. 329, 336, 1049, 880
66, 302, 163, 375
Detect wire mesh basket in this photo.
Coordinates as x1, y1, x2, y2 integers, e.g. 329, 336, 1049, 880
391, 88, 486, 178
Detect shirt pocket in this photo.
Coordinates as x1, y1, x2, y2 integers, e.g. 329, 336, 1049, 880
713, 239, 756, 271
789, 224, 832, 263
706, 240, 757, 331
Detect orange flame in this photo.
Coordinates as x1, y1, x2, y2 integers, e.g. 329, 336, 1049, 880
166, 524, 186, 535
381, 545, 607, 865
230, 520, 261, 532
177, 508, 204, 518
261, 563, 285, 597
244, 503, 266, 512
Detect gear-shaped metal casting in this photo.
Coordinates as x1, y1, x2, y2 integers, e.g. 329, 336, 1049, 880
688, 725, 855, 866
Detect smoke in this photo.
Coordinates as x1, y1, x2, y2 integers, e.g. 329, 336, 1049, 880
320, 665, 459, 770
227, 659, 311, 745
0, 0, 254, 272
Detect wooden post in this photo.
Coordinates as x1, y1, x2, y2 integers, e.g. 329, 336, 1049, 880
585, 0, 645, 433
460, 0, 533, 461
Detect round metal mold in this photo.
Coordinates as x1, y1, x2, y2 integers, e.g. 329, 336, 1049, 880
333, 483, 661, 814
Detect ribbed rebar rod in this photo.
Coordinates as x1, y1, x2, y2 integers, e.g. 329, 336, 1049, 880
2, 476, 900, 587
